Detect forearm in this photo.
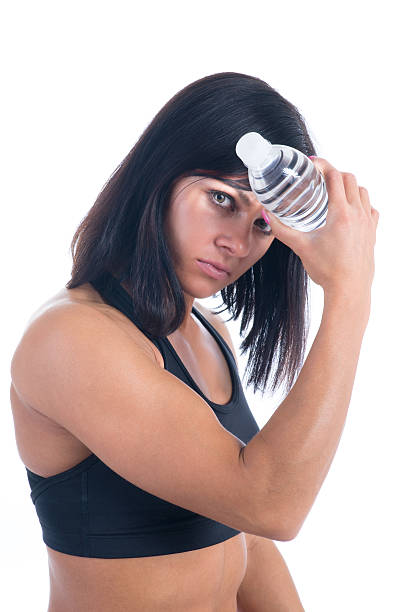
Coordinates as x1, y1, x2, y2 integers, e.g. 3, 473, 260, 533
244, 290, 370, 539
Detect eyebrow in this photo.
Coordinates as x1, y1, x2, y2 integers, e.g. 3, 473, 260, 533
211, 178, 253, 207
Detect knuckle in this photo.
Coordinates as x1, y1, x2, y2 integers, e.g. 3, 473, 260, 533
325, 168, 340, 179
337, 207, 353, 223
343, 171, 356, 181
315, 159, 337, 174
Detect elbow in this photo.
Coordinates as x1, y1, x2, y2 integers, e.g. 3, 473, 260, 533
239, 446, 303, 542
260, 508, 303, 542
262, 488, 309, 541
253, 511, 297, 542
272, 521, 299, 542
278, 522, 300, 541
277, 506, 306, 540
279, 511, 307, 541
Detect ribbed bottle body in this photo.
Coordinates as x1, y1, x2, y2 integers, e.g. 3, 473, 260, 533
235, 132, 328, 232
249, 145, 327, 231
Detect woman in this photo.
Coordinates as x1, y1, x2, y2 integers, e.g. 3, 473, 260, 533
10, 72, 378, 611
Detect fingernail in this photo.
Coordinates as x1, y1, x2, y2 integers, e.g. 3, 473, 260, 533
308, 155, 316, 159
261, 209, 270, 225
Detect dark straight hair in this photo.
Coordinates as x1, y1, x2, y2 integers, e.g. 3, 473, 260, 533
66, 71, 317, 397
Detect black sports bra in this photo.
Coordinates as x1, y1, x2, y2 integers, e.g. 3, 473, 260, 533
25, 272, 260, 558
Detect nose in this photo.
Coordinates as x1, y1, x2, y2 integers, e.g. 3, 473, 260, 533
215, 218, 252, 259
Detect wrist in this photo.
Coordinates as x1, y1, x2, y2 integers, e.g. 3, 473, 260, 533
323, 287, 371, 324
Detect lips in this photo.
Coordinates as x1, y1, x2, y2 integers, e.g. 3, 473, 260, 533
196, 260, 230, 280
198, 259, 231, 275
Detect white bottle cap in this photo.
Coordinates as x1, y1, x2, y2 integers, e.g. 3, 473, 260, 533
235, 132, 273, 169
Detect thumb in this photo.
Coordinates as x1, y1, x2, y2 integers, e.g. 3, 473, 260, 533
262, 208, 304, 252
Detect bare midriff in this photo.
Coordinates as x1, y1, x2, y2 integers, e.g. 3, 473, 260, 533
47, 534, 247, 612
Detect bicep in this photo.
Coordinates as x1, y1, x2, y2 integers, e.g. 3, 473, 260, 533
11, 303, 282, 540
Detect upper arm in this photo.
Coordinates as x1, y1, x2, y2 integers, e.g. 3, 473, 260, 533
11, 303, 284, 540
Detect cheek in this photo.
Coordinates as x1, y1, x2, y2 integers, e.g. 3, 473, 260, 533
244, 238, 275, 269
170, 201, 212, 246
165, 210, 207, 262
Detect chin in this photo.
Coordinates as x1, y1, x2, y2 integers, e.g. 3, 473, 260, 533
183, 278, 232, 300
190, 287, 221, 300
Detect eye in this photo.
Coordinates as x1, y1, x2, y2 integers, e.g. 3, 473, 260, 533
208, 190, 272, 236
209, 190, 234, 209
257, 216, 273, 235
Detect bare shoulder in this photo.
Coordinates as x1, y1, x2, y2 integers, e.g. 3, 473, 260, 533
10, 296, 157, 409
15, 283, 158, 363
193, 301, 237, 362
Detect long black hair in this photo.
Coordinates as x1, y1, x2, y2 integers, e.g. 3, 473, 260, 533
66, 72, 317, 397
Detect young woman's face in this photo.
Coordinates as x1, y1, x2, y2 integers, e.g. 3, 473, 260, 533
163, 174, 276, 299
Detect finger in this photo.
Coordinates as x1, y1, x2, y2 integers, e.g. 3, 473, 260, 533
359, 186, 372, 216
371, 206, 380, 228
342, 172, 360, 206
309, 156, 338, 174
262, 208, 306, 255
310, 157, 347, 208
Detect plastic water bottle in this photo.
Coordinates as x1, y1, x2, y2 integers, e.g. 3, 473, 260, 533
235, 132, 328, 232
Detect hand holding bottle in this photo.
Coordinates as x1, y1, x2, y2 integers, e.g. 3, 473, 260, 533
262, 157, 380, 299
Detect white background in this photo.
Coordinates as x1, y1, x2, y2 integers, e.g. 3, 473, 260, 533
2, 1, 407, 610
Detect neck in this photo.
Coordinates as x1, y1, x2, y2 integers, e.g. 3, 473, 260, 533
178, 295, 196, 335
119, 277, 197, 337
